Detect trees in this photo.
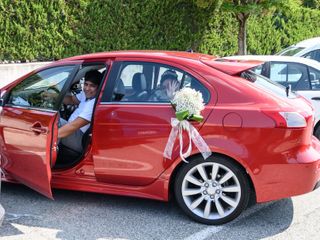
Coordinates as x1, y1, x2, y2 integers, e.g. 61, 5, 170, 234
303, 0, 320, 8
194, 0, 298, 55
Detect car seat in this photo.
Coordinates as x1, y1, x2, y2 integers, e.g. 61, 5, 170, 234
113, 78, 125, 101
126, 73, 148, 101
54, 127, 92, 169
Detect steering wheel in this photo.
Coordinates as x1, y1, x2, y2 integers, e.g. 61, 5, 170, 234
32, 86, 60, 108
59, 82, 81, 119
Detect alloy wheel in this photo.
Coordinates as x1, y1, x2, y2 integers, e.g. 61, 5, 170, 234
175, 157, 250, 224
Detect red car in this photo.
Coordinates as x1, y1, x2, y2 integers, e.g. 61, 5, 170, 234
1, 51, 320, 225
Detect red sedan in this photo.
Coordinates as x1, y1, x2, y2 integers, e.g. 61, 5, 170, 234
1, 51, 320, 225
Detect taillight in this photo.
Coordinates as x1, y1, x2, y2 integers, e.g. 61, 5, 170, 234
262, 111, 307, 128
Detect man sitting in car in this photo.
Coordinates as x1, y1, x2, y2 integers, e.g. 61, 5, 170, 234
54, 70, 102, 153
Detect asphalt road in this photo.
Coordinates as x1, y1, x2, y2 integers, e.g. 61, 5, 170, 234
0, 182, 319, 240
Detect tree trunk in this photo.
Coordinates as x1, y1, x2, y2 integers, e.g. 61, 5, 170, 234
236, 13, 249, 55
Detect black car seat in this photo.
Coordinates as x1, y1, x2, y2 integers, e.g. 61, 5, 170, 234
127, 73, 148, 101
113, 78, 126, 101
54, 127, 91, 169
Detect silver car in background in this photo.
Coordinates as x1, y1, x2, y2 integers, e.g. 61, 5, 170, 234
222, 55, 320, 138
278, 37, 320, 62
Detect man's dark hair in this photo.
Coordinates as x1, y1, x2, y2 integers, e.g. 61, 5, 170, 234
84, 70, 103, 86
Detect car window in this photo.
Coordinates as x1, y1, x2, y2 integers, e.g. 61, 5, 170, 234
278, 46, 305, 56
287, 63, 310, 90
270, 62, 310, 90
181, 74, 210, 103
110, 62, 155, 102
309, 67, 320, 90
270, 63, 287, 83
119, 64, 143, 87
303, 50, 320, 62
7, 66, 76, 110
107, 61, 210, 103
252, 65, 262, 75
156, 66, 184, 87
242, 70, 297, 99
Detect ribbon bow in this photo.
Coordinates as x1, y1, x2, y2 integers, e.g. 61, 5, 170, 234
164, 114, 212, 162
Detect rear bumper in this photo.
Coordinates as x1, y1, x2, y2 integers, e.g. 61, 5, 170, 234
255, 137, 320, 203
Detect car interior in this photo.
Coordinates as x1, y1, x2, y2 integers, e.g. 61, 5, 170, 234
53, 64, 106, 169
260, 62, 310, 91
110, 63, 210, 103
54, 62, 210, 169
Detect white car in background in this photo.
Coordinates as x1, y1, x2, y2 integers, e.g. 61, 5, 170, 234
277, 37, 320, 62
222, 55, 320, 138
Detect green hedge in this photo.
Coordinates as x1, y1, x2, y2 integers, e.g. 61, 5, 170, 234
74, 0, 211, 53
0, 0, 76, 60
0, 0, 319, 61
246, 6, 320, 55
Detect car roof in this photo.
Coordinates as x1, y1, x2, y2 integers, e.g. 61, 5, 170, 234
222, 55, 320, 70
57, 50, 261, 76
61, 50, 214, 62
293, 37, 320, 48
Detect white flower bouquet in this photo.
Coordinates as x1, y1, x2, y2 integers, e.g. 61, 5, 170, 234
164, 87, 211, 162
171, 88, 205, 123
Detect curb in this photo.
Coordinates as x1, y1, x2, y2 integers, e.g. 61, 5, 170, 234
0, 204, 4, 226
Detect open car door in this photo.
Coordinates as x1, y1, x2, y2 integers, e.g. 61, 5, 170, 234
0, 108, 59, 199
0, 64, 78, 199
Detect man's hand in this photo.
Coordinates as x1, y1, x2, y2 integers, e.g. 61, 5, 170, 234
166, 81, 180, 99
41, 91, 58, 101
58, 117, 89, 138
63, 95, 80, 105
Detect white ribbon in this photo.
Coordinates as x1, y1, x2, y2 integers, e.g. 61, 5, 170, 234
164, 118, 212, 162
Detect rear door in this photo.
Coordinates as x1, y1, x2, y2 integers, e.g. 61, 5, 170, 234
91, 59, 214, 186
0, 65, 78, 198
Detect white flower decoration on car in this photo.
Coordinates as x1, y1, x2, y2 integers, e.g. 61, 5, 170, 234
164, 87, 211, 162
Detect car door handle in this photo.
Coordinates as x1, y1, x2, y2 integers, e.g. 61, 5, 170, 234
30, 122, 48, 134
311, 97, 320, 101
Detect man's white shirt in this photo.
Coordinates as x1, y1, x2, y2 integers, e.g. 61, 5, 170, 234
68, 91, 95, 133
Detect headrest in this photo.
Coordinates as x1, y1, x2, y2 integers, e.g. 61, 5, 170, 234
114, 78, 125, 94
132, 73, 147, 91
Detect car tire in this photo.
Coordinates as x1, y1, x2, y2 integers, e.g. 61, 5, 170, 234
174, 155, 251, 225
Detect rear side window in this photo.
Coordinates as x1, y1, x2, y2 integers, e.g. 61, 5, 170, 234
102, 61, 210, 103
304, 50, 320, 62
269, 62, 310, 91
270, 63, 287, 82
241, 70, 297, 99
181, 74, 210, 103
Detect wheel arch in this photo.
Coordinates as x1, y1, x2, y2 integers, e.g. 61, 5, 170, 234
168, 152, 256, 203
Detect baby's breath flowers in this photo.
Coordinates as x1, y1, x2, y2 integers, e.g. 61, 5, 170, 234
164, 87, 211, 162
171, 88, 205, 122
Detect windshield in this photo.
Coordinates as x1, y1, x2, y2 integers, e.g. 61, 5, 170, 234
241, 70, 297, 99
277, 46, 305, 56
